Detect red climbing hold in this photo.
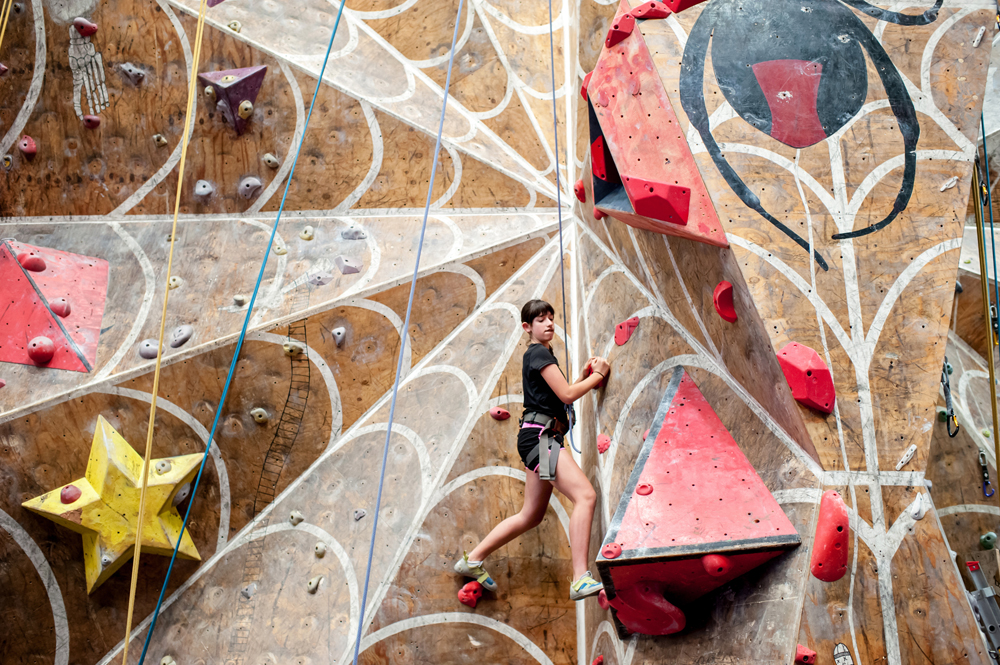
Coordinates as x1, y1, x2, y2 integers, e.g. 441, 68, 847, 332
0, 379, 5, 389
636, 483, 653, 496
605, 12, 635, 48
606, 580, 686, 636
598, 589, 609, 609
614, 316, 639, 346
810, 490, 848, 582
591, 136, 610, 181
713, 281, 737, 323
458, 580, 483, 608
592, 657, 605, 665
593, 207, 607, 221
27, 336, 55, 364
601, 542, 622, 559
662, 0, 709, 11
73, 17, 98, 37
584, 362, 609, 387
82, 115, 101, 129
629, 0, 671, 19
17, 252, 46, 272
642, 429, 649, 441
50, 298, 71, 318
701, 553, 731, 577
581, 71, 593, 101
795, 644, 818, 664
622, 176, 690, 226
0, 63, 8, 76
776, 342, 836, 413
490, 406, 510, 421
597, 434, 611, 454
60, 485, 82, 504
574, 179, 586, 203
18, 135, 36, 159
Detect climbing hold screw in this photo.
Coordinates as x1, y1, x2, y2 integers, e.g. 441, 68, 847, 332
27, 337, 55, 364
238, 176, 262, 200
204, 86, 216, 102
18, 135, 36, 159
155, 460, 172, 475
354, 509, 366, 521
227, 20, 242, 32
60, 485, 82, 504
983, 532, 998, 549
138, 340, 160, 359
172, 482, 191, 506
73, 17, 98, 37
307, 575, 322, 594
153, 134, 168, 147
299, 226, 315, 241
332, 327, 346, 347
168, 276, 183, 290
194, 180, 215, 197
233, 294, 248, 306
341, 227, 367, 240
50, 298, 71, 317
238, 100, 254, 120
17, 252, 46, 271
170, 325, 194, 348
82, 115, 101, 129
283, 341, 305, 357
119, 62, 145, 86
262, 153, 280, 169
289, 510, 305, 526
314, 542, 327, 558
250, 408, 269, 424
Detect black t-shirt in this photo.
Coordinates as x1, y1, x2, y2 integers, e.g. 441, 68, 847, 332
522, 344, 569, 427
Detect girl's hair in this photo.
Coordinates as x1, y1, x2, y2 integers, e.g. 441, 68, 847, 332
521, 299, 555, 325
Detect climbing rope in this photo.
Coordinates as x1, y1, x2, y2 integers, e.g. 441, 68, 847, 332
350, 2, 465, 662
120, 2, 211, 663
133, 1, 349, 662
547, 0, 581, 454
981, 112, 1000, 343
0, 0, 15, 58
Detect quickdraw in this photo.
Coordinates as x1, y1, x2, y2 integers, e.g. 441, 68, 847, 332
941, 356, 959, 438
981, 450, 995, 498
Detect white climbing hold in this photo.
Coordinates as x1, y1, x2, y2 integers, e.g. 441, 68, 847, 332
974, 26, 986, 48
283, 341, 305, 357
299, 225, 315, 241
289, 510, 305, 526
172, 482, 191, 507
194, 180, 215, 197
159, 656, 176, 665
335, 255, 363, 275
940, 176, 959, 192
250, 407, 269, 424
119, 62, 145, 86
910, 493, 927, 520
273, 244, 287, 256
138, 339, 160, 360
227, 19, 242, 32
895, 443, 917, 470
238, 176, 262, 200
154, 460, 172, 475
341, 227, 367, 240
354, 509, 366, 521
308, 272, 333, 286
314, 542, 327, 558
332, 327, 346, 347
100, 553, 113, 567
233, 294, 247, 307
168, 276, 183, 290
262, 153, 280, 169
307, 575, 322, 594
170, 325, 194, 348
241, 582, 257, 599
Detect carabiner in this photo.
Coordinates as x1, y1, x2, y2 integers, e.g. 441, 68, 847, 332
982, 451, 996, 498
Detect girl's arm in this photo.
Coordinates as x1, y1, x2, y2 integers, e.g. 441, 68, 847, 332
541, 357, 609, 404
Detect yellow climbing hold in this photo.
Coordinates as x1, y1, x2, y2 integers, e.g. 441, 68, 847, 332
21, 416, 203, 593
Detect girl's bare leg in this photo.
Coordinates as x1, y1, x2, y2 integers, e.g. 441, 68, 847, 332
468, 467, 553, 561
551, 453, 598, 579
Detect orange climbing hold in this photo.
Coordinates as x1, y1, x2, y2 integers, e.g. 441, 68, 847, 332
810, 490, 848, 582
776, 342, 835, 413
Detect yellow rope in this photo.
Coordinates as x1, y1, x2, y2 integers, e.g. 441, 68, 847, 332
0, 0, 15, 57
120, 2, 210, 663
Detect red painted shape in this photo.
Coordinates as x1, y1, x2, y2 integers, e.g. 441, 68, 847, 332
591, 657, 604, 665
581, 71, 593, 101
751, 60, 827, 149
662, 0, 708, 11
602, 542, 622, 559
605, 12, 635, 48
82, 115, 101, 129
18, 252, 46, 271
490, 406, 510, 421
968, 561, 982, 572
776, 342, 836, 413
597, 434, 611, 454
593, 207, 607, 221
18, 135, 36, 159
591, 137, 609, 181
50, 298, 71, 318
73, 17, 98, 37
574, 180, 586, 202
713, 281, 737, 322
0, 241, 109, 373
27, 337, 55, 364
796, 645, 818, 664
60, 485, 82, 504
810, 490, 848, 582
598, 589, 609, 609
606, 580, 686, 636
597, 368, 799, 636
629, 0, 671, 19
701, 553, 731, 577
622, 176, 690, 226
590, 1, 727, 248
614, 316, 639, 345
457, 580, 483, 608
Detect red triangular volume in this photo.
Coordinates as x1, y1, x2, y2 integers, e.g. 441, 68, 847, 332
197, 65, 268, 136
0, 243, 95, 372
596, 367, 799, 638
588, 0, 727, 248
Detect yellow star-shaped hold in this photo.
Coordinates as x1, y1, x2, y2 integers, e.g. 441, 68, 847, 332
22, 416, 204, 593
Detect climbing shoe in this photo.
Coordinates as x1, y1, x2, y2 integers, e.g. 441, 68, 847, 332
569, 571, 604, 601
454, 551, 498, 592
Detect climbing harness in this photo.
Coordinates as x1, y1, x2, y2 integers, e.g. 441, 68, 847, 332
941, 356, 959, 438
134, 1, 350, 662
981, 450, 995, 498
350, 1, 466, 662
521, 411, 565, 480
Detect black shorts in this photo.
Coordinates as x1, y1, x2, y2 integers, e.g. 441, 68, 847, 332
517, 425, 565, 474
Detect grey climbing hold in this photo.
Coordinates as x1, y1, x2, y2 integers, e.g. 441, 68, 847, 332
154, 460, 172, 475
289, 510, 305, 526
250, 407, 269, 424
233, 294, 248, 307
307, 575, 322, 594
238, 100, 254, 120
119, 62, 145, 86
172, 483, 191, 506
101, 553, 113, 568
314, 542, 327, 558
335, 255, 363, 275
299, 226, 315, 241
283, 341, 305, 357
139, 339, 160, 359
168, 276, 183, 290
153, 134, 168, 147
194, 180, 215, 197
241, 582, 257, 599
332, 327, 346, 347
238, 176, 262, 200
262, 153, 280, 169
341, 227, 367, 240
170, 324, 194, 348
354, 509, 366, 521
308, 272, 333, 286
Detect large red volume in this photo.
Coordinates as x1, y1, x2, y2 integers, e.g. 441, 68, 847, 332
809, 490, 849, 582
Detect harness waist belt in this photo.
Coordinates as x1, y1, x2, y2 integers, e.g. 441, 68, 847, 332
521, 411, 563, 480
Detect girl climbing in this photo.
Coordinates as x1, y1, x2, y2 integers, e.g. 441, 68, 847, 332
455, 299, 611, 601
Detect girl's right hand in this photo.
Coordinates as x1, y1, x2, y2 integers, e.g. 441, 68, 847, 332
591, 357, 610, 377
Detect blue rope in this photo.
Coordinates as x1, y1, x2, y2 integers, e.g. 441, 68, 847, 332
135, 3, 348, 662
350, 1, 465, 661
546, 0, 580, 454
982, 112, 1000, 326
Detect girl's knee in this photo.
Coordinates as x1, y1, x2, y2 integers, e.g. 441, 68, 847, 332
577, 486, 597, 507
